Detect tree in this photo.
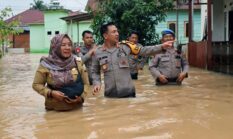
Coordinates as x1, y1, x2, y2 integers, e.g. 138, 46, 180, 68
30, 0, 48, 10
89, 0, 174, 45
0, 7, 22, 57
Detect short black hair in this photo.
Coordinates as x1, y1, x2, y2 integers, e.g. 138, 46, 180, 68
100, 22, 115, 38
82, 30, 92, 38
128, 30, 139, 38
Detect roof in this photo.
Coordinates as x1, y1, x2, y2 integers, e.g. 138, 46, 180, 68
61, 12, 92, 22
5, 9, 44, 26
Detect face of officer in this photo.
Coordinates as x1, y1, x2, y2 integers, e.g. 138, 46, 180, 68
83, 33, 94, 47
103, 25, 119, 45
161, 34, 175, 43
128, 33, 139, 44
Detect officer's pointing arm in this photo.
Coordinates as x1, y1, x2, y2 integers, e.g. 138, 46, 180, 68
121, 40, 173, 56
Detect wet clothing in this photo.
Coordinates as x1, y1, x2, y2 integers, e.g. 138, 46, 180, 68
76, 45, 94, 85
33, 34, 89, 111
33, 58, 89, 111
128, 43, 148, 80
149, 48, 189, 85
91, 43, 163, 98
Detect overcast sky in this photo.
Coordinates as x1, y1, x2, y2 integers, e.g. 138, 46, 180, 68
0, 0, 88, 16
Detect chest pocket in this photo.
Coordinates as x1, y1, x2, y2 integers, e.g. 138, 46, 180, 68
119, 56, 129, 68
117, 47, 129, 68
159, 56, 170, 68
99, 57, 110, 72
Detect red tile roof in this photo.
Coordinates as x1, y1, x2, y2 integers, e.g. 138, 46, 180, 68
5, 9, 44, 26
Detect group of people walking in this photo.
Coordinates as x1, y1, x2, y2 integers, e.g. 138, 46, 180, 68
32, 22, 189, 111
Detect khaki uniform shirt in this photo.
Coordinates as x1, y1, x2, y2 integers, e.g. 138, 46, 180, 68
32, 59, 89, 110
91, 43, 163, 98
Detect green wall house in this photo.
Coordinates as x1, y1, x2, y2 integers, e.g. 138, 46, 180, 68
44, 10, 69, 50
29, 23, 46, 53
156, 9, 201, 44
29, 9, 69, 53
61, 13, 93, 46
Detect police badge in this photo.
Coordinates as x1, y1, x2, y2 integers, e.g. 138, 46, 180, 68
102, 64, 108, 72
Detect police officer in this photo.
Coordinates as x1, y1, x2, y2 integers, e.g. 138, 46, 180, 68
75, 30, 97, 85
91, 22, 174, 98
127, 31, 147, 80
149, 29, 189, 85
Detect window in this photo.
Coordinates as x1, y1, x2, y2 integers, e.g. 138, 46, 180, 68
167, 21, 176, 35
55, 31, 59, 35
47, 31, 52, 35
184, 21, 189, 37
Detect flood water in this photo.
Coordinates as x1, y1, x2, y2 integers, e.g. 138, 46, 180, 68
0, 53, 233, 139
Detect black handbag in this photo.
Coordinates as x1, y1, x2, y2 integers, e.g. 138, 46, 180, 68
58, 70, 84, 99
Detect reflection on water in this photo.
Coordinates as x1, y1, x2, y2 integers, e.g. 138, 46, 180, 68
0, 54, 233, 139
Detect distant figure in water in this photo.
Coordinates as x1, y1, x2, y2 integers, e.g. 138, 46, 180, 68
149, 29, 189, 85
32, 34, 89, 111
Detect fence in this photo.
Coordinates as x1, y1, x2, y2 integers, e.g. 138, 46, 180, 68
188, 41, 207, 69
212, 41, 233, 75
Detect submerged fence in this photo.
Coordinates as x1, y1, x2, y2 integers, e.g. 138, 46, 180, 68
212, 41, 233, 75
188, 41, 233, 75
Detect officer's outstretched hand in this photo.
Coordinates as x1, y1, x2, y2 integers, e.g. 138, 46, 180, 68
93, 85, 101, 95
161, 41, 174, 49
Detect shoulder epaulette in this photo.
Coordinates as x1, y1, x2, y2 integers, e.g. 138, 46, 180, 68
120, 40, 141, 55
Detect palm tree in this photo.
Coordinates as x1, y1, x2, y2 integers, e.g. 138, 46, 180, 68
30, 0, 47, 10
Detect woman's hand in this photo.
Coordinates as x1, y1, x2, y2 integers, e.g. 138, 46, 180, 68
64, 96, 83, 104
51, 90, 68, 101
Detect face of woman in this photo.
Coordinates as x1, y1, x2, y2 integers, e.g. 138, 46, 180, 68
60, 37, 72, 58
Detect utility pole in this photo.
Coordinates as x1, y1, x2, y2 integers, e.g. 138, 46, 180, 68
176, 0, 179, 45
188, 0, 194, 42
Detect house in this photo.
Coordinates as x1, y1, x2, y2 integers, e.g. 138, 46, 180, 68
29, 10, 93, 53
29, 0, 93, 53
61, 11, 93, 46
155, 4, 201, 44
188, 0, 233, 75
4, 0, 93, 53
29, 9, 70, 53
5, 9, 44, 52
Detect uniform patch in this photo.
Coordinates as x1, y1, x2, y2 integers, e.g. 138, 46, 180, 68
102, 64, 108, 72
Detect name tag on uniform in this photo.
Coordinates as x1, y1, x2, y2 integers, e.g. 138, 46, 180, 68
161, 57, 169, 62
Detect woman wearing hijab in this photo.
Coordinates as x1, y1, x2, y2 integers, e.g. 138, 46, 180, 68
32, 34, 89, 111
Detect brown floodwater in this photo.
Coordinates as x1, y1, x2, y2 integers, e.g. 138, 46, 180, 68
0, 53, 233, 139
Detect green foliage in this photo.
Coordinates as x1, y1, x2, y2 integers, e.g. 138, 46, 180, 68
30, 0, 48, 10
89, 0, 173, 45
0, 7, 23, 56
